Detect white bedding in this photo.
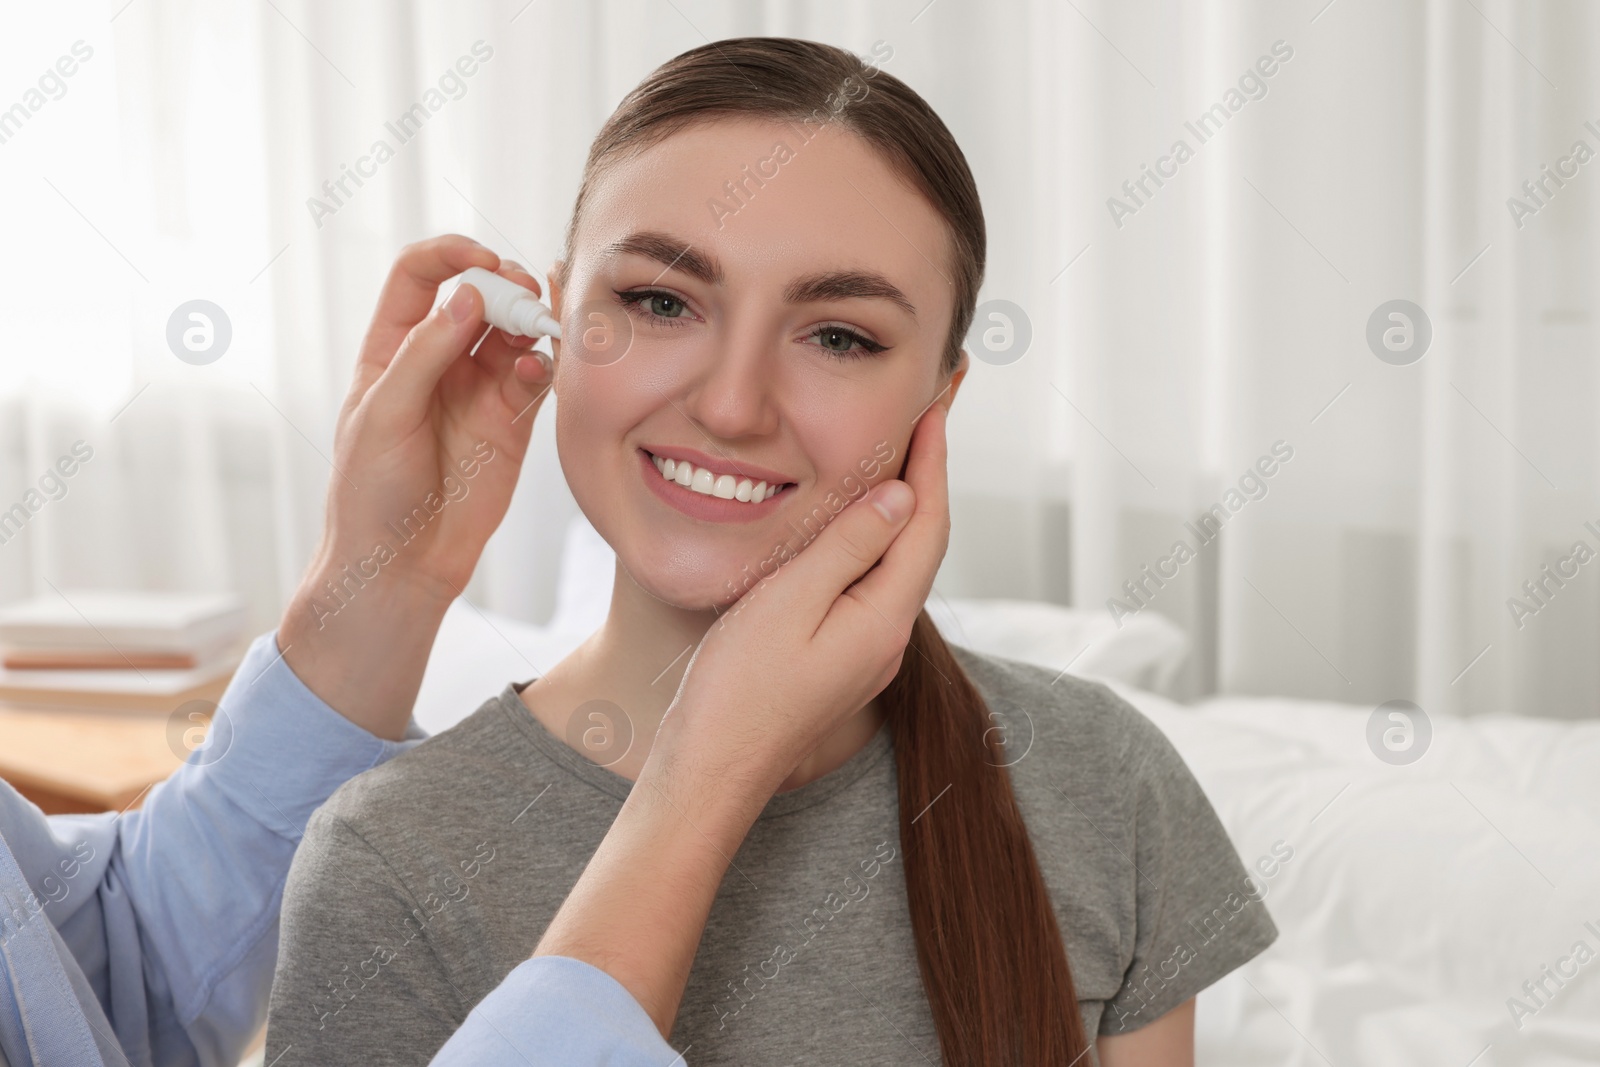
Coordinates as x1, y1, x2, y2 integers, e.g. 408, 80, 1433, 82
416, 522, 1600, 1065
1120, 684, 1600, 1067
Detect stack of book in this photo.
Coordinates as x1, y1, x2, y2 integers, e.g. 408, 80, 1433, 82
0, 592, 246, 712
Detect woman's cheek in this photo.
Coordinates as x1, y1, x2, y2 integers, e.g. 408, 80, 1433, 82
554, 381, 619, 514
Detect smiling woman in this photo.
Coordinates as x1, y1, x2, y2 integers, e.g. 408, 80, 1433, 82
263, 36, 1273, 1067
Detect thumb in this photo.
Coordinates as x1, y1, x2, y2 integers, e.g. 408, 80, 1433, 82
373, 280, 487, 416
774, 480, 915, 608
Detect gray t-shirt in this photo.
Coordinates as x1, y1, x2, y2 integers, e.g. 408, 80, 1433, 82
265, 645, 1276, 1065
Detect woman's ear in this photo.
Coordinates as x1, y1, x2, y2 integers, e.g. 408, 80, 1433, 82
546, 260, 565, 389
547, 259, 565, 315
944, 348, 971, 410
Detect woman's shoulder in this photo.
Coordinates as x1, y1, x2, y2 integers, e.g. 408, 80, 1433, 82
271, 691, 527, 1062
945, 641, 1218, 856
305, 685, 531, 853
946, 642, 1165, 773
947, 643, 1277, 1018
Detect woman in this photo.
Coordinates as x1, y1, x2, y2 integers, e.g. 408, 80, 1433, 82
265, 37, 1275, 1066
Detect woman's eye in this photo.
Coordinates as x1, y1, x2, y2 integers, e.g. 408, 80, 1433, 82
815, 327, 856, 353
645, 293, 686, 318
617, 288, 690, 324
808, 325, 886, 359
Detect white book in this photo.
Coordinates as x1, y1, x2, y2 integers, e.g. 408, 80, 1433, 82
0, 592, 247, 655
0, 655, 239, 713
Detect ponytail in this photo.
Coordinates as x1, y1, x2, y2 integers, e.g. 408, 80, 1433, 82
881, 611, 1091, 1064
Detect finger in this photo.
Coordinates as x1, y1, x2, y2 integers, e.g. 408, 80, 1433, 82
476, 327, 538, 376
504, 355, 555, 423
839, 400, 950, 626
359, 235, 500, 373
758, 469, 916, 630
495, 260, 544, 300
369, 280, 492, 419
477, 330, 554, 420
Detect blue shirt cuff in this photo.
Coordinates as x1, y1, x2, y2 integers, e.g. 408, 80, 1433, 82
196, 630, 426, 841
431, 956, 685, 1065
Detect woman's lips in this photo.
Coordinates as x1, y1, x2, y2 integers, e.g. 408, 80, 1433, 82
637, 443, 795, 486
637, 448, 792, 523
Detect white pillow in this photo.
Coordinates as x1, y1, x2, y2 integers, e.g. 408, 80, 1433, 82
924, 595, 1189, 696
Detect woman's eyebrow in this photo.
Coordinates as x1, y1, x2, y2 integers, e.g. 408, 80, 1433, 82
602, 231, 723, 285
785, 271, 916, 320
600, 229, 917, 320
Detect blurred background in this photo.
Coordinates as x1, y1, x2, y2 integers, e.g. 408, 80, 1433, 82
2, 0, 1597, 715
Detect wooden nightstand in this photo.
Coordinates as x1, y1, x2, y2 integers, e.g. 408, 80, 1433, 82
0, 704, 194, 813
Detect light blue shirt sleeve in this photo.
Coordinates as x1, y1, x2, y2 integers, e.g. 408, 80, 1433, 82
429, 956, 686, 1066
0, 630, 690, 1067
0, 629, 422, 1067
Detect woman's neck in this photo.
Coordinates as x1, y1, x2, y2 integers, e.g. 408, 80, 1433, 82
518, 559, 886, 792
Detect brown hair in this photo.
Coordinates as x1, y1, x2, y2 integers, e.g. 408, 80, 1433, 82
558, 37, 1088, 1065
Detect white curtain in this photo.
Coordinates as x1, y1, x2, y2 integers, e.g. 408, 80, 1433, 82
1049, 0, 1599, 717
2, 0, 1595, 717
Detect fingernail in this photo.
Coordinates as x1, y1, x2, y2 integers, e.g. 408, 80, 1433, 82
444, 283, 475, 322
870, 481, 912, 523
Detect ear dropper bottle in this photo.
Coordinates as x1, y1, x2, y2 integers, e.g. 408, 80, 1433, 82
453, 266, 563, 338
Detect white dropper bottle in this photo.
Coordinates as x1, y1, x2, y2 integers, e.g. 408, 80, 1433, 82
452, 266, 563, 338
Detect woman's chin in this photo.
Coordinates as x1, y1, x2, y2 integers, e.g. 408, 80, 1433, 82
616, 555, 763, 614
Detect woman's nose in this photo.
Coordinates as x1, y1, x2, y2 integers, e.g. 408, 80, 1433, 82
679, 339, 778, 441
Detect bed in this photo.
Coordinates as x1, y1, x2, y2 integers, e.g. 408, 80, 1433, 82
416, 518, 1600, 1067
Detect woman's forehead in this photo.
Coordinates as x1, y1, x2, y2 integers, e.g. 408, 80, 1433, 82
577, 117, 953, 313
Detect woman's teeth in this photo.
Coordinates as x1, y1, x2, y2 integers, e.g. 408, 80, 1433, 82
650, 453, 785, 503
